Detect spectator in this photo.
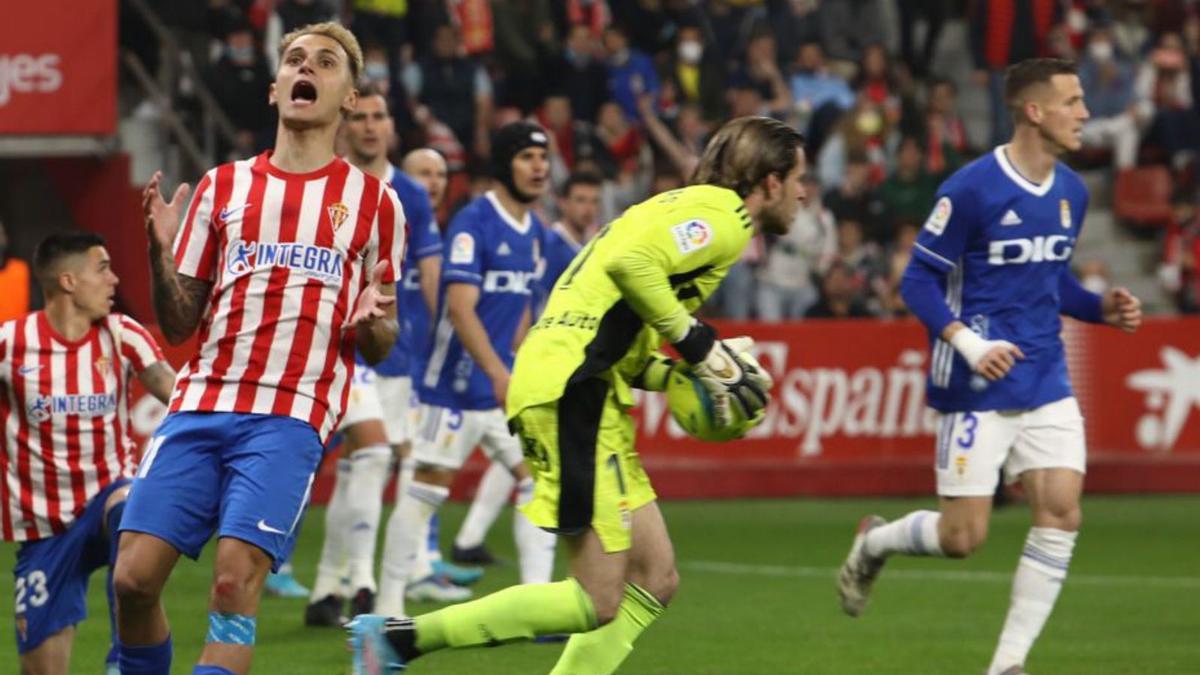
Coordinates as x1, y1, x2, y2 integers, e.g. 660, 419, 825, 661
757, 175, 837, 321
727, 76, 770, 119
765, 0, 821, 66
789, 41, 855, 155
817, 96, 893, 194
602, 24, 661, 121
660, 22, 726, 122
0, 218, 34, 322
1160, 196, 1200, 313
805, 259, 873, 319
835, 216, 886, 300
818, 0, 888, 69
351, 0, 409, 84
361, 43, 393, 96
206, 24, 274, 159
898, 0, 946, 77
1078, 26, 1140, 169
595, 101, 646, 177
878, 136, 938, 236
970, 0, 1063, 146
732, 28, 792, 119
880, 222, 918, 318
637, 96, 709, 179
853, 44, 906, 131
824, 153, 888, 243
265, 0, 336, 72
491, 0, 557, 113
552, 0, 611, 40
548, 23, 611, 123
1137, 33, 1200, 166
403, 23, 494, 162
923, 78, 970, 177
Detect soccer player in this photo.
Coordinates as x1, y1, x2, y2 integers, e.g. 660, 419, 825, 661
349, 115, 802, 674
371, 121, 559, 621
837, 59, 1143, 675
2, 232, 174, 675
305, 86, 467, 628
383, 147, 486, 593
113, 22, 404, 675
450, 169, 604, 566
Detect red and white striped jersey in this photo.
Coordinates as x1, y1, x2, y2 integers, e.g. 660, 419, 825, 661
0, 312, 165, 542
168, 152, 405, 442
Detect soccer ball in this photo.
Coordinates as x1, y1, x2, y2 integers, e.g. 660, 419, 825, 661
666, 355, 768, 442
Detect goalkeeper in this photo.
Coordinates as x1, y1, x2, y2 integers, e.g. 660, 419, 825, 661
349, 116, 808, 674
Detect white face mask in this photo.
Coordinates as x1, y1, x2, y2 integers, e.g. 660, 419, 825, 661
678, 41, 703, 65
1089, 40, 1114, 62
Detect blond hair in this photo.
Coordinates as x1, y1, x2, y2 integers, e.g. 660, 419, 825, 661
691, 116, 804, 198
278, 21, 364, 84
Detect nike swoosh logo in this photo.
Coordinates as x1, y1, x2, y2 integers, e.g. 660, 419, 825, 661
256, 519, 287, 535
220, 203, 252, 221
18, 365, 44, 376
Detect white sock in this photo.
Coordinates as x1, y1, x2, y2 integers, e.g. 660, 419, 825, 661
377, 481, 448, 617
988, 527, 1077, 674
407, 511, 435, 583
344, 445, 392, 593
512, 476, 556, 584
864, 510, 944, 558
310, 458, 353, 601
454, 460, 515, 550
427, 512, 443, 563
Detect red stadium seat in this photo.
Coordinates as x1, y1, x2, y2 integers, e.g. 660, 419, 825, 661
1113, 166, 1173, 229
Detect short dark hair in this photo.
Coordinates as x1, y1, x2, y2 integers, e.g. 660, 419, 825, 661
33, 231, 105, 281
1004, 58, 1078, 121
561, 171, 603, 197
356, 81, 388, 105
691, 116, 805, 198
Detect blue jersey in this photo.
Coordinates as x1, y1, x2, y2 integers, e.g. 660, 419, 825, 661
533, 222, 584, 316
368, 166, 440, 377
417, 192, 541, 410
912, 146, 1088, 412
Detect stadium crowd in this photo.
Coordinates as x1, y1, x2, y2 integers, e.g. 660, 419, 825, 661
121, 0, 1200, 319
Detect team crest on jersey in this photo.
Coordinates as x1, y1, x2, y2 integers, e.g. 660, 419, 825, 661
671, 220, 712, 254
94, 355, 112, 377
924, 197, 952, 236
1060, 199, 1072, 229
328, 202, 350, 231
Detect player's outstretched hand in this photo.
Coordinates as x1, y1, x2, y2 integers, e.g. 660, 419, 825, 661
349, 261, 396, 327
1103, 287, 1142, 333
975, 341, 1025, 381
691, 337, 770, 426
143, 171, 191, 254
491, 370, 511, 409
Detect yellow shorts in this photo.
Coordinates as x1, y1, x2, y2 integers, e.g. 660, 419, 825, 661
510, 378, 656, 553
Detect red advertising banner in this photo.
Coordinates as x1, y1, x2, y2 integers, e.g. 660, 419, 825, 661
125, 318, 1200, 498
0, 1, 117, 135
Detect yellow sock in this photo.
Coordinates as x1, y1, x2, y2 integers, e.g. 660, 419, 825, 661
549, 583, 665, 675
414, 579, 596, 653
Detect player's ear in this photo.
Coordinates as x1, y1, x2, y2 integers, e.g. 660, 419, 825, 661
342, 86, 359, 117
268, 82, 277, 107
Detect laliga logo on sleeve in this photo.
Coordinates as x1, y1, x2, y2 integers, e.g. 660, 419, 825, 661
671, 220, 712, 254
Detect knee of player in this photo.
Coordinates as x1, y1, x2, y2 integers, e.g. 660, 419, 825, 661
939, 524, 987, 559
1037, 505, 1082, 532
113, 564, 161, 609
211, 570, 257, 609
648, 566, 680, 607
586, 587, 626, 627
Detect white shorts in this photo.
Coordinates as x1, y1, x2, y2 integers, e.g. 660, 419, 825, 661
935, 397, 1087, 497
411, 404, 524, 471
340, 367, 385, 430
374, 375, 417, 446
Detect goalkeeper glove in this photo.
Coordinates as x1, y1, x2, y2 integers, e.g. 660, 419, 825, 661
673, 320, 772, 426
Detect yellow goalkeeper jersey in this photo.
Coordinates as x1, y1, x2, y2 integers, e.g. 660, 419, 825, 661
507, 184, 753, 415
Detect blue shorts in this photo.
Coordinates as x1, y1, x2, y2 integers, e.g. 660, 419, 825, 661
14, 478, 130, 654
119, 411, 323, 571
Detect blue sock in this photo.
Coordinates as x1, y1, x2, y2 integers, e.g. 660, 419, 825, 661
105, 500, 127, 668
193, 667, 236, 675
118, 635, 172, 675
428, 512, 441, 554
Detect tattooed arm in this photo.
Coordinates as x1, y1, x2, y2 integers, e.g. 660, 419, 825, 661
143, 170, 214, 345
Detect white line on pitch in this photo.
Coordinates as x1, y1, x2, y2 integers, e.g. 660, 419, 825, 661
680, 560, 1200, 589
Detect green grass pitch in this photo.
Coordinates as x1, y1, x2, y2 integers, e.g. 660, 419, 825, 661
3, 495, 1197, 673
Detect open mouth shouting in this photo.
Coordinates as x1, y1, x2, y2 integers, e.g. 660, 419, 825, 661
291, 80, 318, 108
